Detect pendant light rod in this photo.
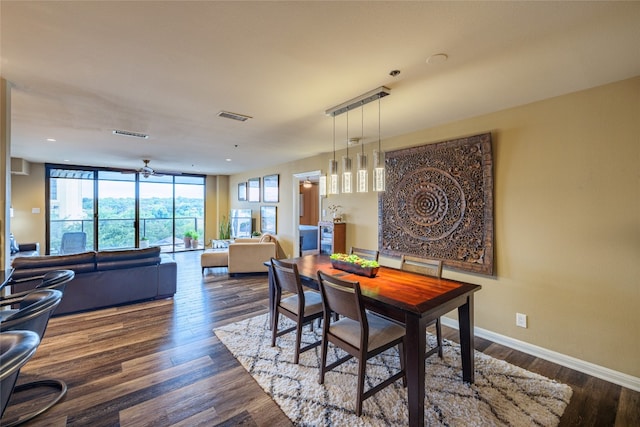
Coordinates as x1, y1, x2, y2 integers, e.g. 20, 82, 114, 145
326, 86, 391, 117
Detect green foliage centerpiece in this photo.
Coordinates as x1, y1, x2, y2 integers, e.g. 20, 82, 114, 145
329, 253, 380, 278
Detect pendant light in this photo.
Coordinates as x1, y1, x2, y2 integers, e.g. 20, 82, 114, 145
342, 111, 353, 194
356, 104, 368, 193
325, 86, 390, 194
328, 115, 339, 195
373, 96, 385, 192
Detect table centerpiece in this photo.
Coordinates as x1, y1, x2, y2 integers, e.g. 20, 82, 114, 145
329, 253, 379, 278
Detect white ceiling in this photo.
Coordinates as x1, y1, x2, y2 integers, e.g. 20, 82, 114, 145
2, 1, 639, 176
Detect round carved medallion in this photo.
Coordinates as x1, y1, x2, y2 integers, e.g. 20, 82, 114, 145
394, 167, 465, 241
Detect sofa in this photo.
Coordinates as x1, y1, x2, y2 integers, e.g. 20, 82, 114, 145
201, 233, 278, 275
10, 246, 177, 316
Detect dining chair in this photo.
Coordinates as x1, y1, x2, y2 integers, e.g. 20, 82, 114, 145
349, 247, 379, 261
270, 258, 323, 364
59, 231, 87, 254
400, 254, 444, 359
317, 270, 406, 416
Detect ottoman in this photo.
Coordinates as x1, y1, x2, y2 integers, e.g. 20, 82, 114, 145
201, 249, 228, 274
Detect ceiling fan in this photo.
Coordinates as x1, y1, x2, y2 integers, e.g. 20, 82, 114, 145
124, 159, 182, 178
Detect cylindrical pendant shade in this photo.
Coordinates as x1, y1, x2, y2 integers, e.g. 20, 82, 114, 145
342, 156, 352, 194
357, 152, 368, 193
328, 158, 339, 195
373, 149, 385, 192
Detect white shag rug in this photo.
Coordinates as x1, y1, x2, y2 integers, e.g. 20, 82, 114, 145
214, 314, 572, 426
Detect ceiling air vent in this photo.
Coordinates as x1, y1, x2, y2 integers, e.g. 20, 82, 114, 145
112, 129, 149, 139
217, 111, 252, 122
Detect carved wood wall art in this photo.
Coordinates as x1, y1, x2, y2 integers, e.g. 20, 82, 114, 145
379, 133, 494, 275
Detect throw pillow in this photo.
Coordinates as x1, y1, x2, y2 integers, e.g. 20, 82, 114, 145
260, 234, 274, 243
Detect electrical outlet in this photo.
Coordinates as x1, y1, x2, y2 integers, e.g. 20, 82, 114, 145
516, 312, 528, 328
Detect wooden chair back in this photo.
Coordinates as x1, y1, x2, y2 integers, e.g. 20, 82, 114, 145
400, 255, 443, 278
317, 271, 364, 325
349, 247, 379, 261
271, 258, 303, 297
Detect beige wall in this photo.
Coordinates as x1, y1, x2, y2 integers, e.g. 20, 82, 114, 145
205, 174, 229, 244
10, 163, 46, 250
229, 76, 640, 379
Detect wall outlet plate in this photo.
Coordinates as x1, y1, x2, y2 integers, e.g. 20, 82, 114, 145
516, 312, 528, 328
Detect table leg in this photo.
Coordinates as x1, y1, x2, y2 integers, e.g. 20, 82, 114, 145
405, 314, 426, 427
457, 294, 475, 383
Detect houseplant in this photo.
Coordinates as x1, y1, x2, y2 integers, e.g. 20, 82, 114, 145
139, 236, 149, 248
327, 204, 343, 222
191, 231, 200, 249
329, 253, 380, 277
219, 215, 231, 240
183, 231, 193, 249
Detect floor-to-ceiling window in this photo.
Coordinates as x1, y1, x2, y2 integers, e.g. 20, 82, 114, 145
48, 168, 95, 254
46, 164, 205, 254
97, 171, 136, 250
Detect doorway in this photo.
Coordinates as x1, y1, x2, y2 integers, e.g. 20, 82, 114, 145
293, 170, 322, 257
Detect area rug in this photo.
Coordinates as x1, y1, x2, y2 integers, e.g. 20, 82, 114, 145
214, 314, 572, 426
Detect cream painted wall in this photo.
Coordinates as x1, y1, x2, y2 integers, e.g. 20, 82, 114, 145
229, 76, 640, 378
10, 163, 46, 250
205, 174, 229, 244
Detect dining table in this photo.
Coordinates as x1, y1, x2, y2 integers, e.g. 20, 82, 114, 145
267, 254, 482, 427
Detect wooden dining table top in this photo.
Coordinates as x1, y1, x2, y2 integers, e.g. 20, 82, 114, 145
288, 254, 481, 316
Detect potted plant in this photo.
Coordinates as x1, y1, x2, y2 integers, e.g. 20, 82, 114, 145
183, 231, 193, 249
191, 231, 200, 249
219, 215, 231, 240
251, 231, 262, 238
140, 236, 149, 248
329, 253, 380, 277
327, 204, 343, 222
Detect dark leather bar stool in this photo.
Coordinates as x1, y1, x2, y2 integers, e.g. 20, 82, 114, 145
0, 289, 66, 426
1, 331, 41, 419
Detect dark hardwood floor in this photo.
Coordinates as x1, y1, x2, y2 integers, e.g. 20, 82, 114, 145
4, 251, 638, 426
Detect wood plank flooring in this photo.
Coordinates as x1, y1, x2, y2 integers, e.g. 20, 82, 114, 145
3, 251, 638, 426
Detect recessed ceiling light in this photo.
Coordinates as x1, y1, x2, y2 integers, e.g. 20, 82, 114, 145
225, 158, 232, 162
426, 53, 448, 64
46, 138, 56, 142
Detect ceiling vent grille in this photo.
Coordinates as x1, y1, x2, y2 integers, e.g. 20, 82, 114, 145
112, 129, 149, 139
217, 111, 252, 122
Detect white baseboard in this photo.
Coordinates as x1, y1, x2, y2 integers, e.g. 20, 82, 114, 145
440, 317, 640, 392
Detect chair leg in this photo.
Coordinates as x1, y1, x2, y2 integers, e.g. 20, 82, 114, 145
356, 357, 367, 416
435, 318, 443, 358
294, 317, 303, 364
399, 339, 407, 387
318, 333, 329, 385
271, 311, 279, 347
